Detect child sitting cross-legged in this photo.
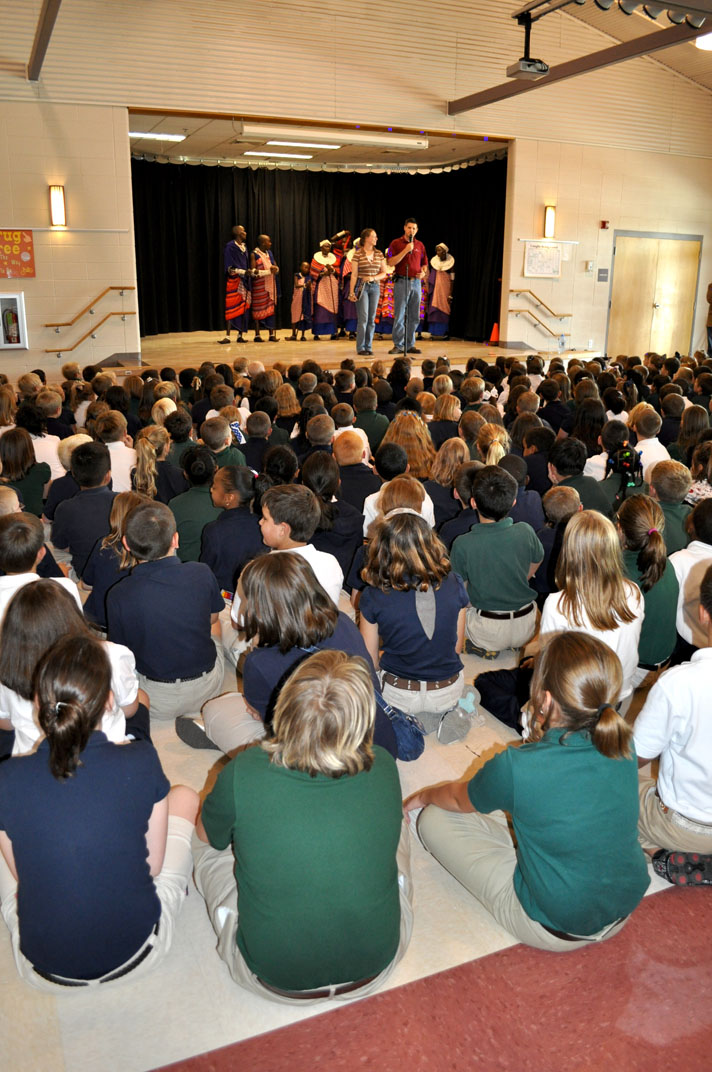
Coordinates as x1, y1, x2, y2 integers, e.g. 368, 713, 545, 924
451, 466, 543, 660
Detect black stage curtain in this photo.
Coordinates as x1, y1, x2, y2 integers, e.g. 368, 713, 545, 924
132, 156, 506, 341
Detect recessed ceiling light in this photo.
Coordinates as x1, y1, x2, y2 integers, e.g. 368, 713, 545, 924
244, 150, 313, 159
129, 131, 186, 142
696, 31, 712, 50
267, 140, 341, 149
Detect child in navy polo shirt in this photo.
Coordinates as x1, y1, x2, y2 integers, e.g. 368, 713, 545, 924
106, 501, 225, 721
51, 442, 115, 579
499, 454, 545, 531
242, 412, 272, 472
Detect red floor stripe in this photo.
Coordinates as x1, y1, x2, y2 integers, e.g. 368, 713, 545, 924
159, 887, 712, 1072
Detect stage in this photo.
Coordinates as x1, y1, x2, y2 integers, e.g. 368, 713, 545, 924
137, 330, 601, 375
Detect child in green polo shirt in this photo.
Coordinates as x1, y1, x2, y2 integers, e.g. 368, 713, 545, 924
649, 460, 692, 555
200, 417, 246, 469
169, 446, 222, 562
450, 466, 543, 660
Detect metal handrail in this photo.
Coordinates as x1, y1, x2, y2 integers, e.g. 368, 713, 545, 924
44, 311, 136, 354
44, 286, 135, 328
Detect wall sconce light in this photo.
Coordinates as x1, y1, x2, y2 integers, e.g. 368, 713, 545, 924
49, 185, 66, 227
544, 205, 556, 239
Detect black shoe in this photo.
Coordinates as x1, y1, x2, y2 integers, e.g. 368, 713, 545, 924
175, 716, 219, 751
236, 335, 247, 343
653, 849, 712, 886
358, 350, 369, 356
388, 346, 401, 354
218, 337, 231, 344
408, 347, 422, 354
254, 336, 264, 343
365, 350, 374, 356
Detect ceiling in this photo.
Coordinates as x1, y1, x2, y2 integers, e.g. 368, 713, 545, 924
127, 113, 508, 170
563, 3, 712, 93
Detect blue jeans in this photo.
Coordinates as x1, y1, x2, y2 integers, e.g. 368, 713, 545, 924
356, 280, 380, 353
392, 276, 422, 351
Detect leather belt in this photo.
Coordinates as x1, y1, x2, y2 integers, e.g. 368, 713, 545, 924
144, 665, 214, 684
382, 671, 460, 692
259, 973, 377, 1000
32, 921, 159, 986
655, 788, 712, 827
476, 603, 534, 621
539, 917, 626, 943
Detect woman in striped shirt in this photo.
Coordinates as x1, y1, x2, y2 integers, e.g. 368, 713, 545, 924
349, 229, 388, 357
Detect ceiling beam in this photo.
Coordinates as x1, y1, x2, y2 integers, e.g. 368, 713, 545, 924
448, 21, 706, 115
27, 0, 62, 82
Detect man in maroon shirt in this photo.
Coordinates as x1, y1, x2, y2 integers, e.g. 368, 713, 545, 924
387, 218, 428, 356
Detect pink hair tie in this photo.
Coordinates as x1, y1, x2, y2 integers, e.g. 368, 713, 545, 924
648, 528, 658, 535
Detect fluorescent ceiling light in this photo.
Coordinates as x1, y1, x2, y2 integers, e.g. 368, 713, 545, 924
129, 131, 186, 142
243, 150, 313, 159
233, 121, 428, 150
267, 140, 341, 149
696, 30, 712, 47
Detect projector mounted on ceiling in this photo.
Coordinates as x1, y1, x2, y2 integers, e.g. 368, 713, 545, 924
507, 57, 550, 77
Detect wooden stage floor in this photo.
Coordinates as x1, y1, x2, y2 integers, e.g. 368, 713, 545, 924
139, 331, 598, 374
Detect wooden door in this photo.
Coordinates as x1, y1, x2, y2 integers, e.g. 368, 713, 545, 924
607, 235, 701, 357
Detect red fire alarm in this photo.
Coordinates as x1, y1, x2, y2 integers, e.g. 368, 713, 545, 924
600, 220, 610, 229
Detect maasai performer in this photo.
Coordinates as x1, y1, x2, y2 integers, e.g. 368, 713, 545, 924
330, 229, 352, 336
310, 239, 340, 339
340, 241, 359, 340
427, 243, 455, 338
221, 225, 251, 344
416, 277, 428, 341
290, 261, 313, 341
250, 235, 280, 342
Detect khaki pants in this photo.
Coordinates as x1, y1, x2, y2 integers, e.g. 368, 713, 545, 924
192, 823, 414, 1005
140, 638, 225, 720
637, 778, 712, 854
418, 805, 627, 952
202, 691, 265, 753
465, 605, 537, 654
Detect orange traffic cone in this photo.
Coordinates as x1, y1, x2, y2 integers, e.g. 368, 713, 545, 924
489, 322, 499, 344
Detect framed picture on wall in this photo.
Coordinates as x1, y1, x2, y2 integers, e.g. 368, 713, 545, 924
0, 293, 28, 350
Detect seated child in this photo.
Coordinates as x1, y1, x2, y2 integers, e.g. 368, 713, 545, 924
169, 446, 222, 562
164, 408, 195, 468
0, 513, 81, 625
51, 442, 115, 578
332, 403, 370, 459
82, 492, 144, 631
630, 404, 670, 482
451, 466, 543, 659
0, 633, 197, 987
42, 432, 91, 522
548, 437, 613, 517
94, 411, 137, 493
669, 498, 712, 661
200, 466, 266, 598
633, 563, 712, 885
363, 443, 435, 535
0, 428, 51, 518
242, 411, 272, 472
106, 501, 225, 721
192, 648, 409, 1000
247, 484, 343, 608
649, 460, 692, 554
332, 431, 381, 512
439, 462, 483, 550
530, 485, 581, 605
521, 425, 554, 497
584, 419, 629, 482
498, 454, 545, 531
201, 416, 246, 468
0, 488, 65, 580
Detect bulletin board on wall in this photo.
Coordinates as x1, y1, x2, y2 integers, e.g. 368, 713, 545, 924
524, 241, 562, 278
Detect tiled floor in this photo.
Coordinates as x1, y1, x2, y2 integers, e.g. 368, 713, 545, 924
0, 650, 667, 1072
